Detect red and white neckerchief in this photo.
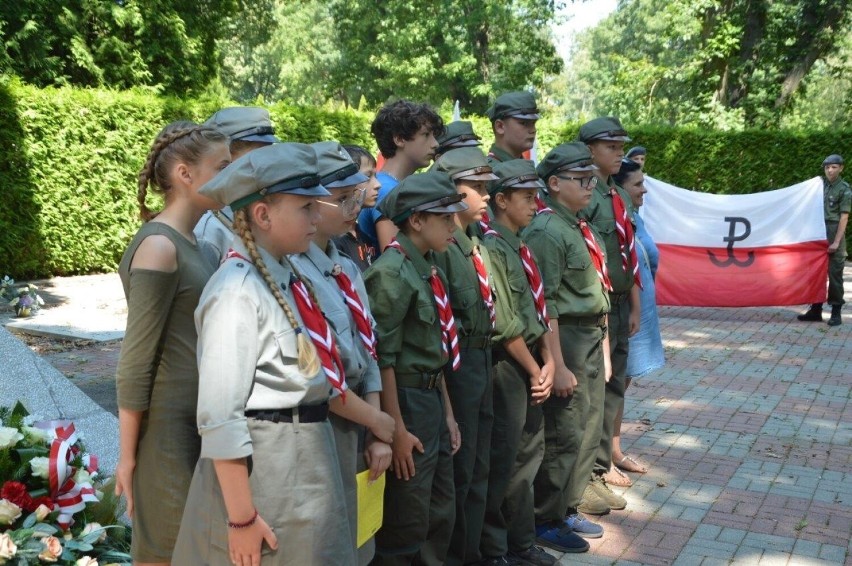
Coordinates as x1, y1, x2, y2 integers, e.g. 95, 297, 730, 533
578, 219, 614, 292
386, 239, 461, 370
330, 264, 377, 360
225, 248, 250, 261
535, 194, 553, 215
290, 274, 348, 398
479, 210, 493, 234
610, 188, 642, 289
471, 246, 496, 330
518, 243, 550, 330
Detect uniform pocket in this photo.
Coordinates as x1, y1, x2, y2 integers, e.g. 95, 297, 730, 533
449, 284, 479, 311
566, 251, 598, 289
416, 299, 437, 325
274, 328, 298, 362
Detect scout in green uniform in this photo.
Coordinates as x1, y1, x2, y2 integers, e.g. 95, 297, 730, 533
485, 92, 540, 165
577, 117, 639, 514
527, 143, 613, 553
290, 141, 392, 565
193, 106, 281, 268
435, 121, 483, 157
479, 159, 558, 566
798, 154, 851, 326
364, 171, 468, 566
429, 146, 499, 566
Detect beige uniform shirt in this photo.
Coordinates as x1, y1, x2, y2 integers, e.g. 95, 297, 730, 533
193, 206, 235, 269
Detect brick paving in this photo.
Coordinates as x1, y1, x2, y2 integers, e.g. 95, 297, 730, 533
8, 269, 852, 565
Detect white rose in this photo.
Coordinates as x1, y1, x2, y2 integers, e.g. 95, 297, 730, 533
74, 469, 92, 485
0, 533, 16, 559
0, 500, 22, 526
0, 427, 23, 449
75, 558, 98, 566
38, 536, 62, 562
22, 426, 51, 444
35, 503, 52, 522
81, 522, 107, 543
29, 457, 50, 479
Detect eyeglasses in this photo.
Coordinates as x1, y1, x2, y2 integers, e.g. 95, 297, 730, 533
318, 187, 367, 219
556, 175, 598, 189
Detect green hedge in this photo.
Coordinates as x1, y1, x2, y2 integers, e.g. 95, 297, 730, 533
1, 78, 850, 278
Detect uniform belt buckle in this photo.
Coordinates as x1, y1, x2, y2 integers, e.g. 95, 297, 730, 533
427, 372, 438, 389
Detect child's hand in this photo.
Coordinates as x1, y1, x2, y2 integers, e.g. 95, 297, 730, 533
446, 418, 461, 455
552, 363, 576, 397
114, 457, 135, 517
228, 514, 278, 566
364, 437, 392, 481
391, 427, 424, 481
370, 410, 396, 443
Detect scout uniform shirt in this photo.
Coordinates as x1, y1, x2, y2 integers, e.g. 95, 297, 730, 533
434, 227, 494, 345
290, 241, 382, 395
194, 239, 335, 461
193, 206, 235, 269
524, 197, 611, 319
578, 177, 637, 294
824, 176, 852, 224
483, 222, 550, 348
364, 232, 448, 374
486, 144, 518, 166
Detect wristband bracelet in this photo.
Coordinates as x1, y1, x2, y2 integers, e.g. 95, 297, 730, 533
227, 509, 258, 529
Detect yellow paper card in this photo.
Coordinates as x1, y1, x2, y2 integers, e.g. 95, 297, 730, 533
356, 470, 385, 548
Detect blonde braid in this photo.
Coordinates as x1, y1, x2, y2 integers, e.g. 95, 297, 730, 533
137, 122, 200, 222
233, 209, 320, 376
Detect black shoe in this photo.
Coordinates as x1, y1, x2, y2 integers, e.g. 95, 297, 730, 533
510, 545, 557, 565
478, 555, 524, 566
827, 305, 842, 326
797, 303, 823, 322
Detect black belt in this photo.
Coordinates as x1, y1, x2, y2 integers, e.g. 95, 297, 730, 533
492, 342, 540, 364
557, 314, 607, 328
396, 370, 443, 390
609, 292, 629, 305
246, 403, 329, 423
459, 335, 491, 349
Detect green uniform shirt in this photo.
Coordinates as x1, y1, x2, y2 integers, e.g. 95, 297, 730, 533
577, 175, 637, 294
824, 176, 852, 223
483, 221, 549, 347
486, 144, 518, 165
364, 232, 448, 373
434, 227, 493, 340
524, 197, 611, 319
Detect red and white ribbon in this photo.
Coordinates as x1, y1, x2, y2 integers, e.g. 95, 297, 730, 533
610, 188, 641, 289
331, 265, 378, 360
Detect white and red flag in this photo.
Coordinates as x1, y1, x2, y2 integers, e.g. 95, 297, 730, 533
641, 176, 828, 307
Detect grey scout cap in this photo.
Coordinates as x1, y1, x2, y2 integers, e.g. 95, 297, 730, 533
431, 146, 499, 182
204, 106, 281, 144
579, 116, 632, 143
436, 121, 482, 155
486, 91, 541, 122
537, 141, 599, 180
311, 141, 369, 188
200, 142, 329, 210
379, 170, 469, 224
823, 154, 844, 166
489, 159, 545, 195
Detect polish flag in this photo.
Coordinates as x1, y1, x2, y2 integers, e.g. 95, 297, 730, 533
641, 176, 828, 307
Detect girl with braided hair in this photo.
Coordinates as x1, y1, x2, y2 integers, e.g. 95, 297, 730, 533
114, 120, 230, 565
174, 143, 394, 566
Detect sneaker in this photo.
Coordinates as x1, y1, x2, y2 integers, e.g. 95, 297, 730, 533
589, 475, 627, 510
534, 523, 590, 553
478, 555, 524, 565
827, 305, 842, 326
797, 303, 823, 322
577, 483, 610, 515
510, 545, 557, 565
564, 512, 604, 538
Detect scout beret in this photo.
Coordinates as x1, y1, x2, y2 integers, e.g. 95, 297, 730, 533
200, 142, 329, 210
379, 170, 468, 224
436, 121, 482, 155
579, 116, 632, 143
626, 146, 647, 158
823, 154, 844, 166
536, 142, 598, 181
486, 91, 540, 122
311, 141, 369, 188
489, 159, 545, 195
204, 107, 280, 143
431, 146, 499, 182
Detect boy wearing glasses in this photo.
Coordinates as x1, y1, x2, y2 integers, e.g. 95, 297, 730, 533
528, 142, 612, 551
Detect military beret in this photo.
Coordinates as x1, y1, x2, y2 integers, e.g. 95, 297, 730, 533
200, 142, 329, 210
823, 154, 844, 166
204, 107, 280, 143
536, 142, 598, 180
486, 91, 540, 122
579, 116, 631, 143
379, 170, 468, 224
626, 146, 647, 158
431, 146, 499, 182
311, 141, 369, 188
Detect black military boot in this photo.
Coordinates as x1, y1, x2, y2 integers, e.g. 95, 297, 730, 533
827, 305, 842, 326
797, 303, 823, 322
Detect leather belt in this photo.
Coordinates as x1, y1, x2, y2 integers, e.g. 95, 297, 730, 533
557, 314, 607, 328
246, 403, 329, 423
396, 370, 444, 390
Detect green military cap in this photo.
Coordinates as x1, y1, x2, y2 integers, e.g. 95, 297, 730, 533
204, 106, 280, 143
431, 146, 499, 182
200, 142, 329, 210
379, 170, 469, 224
486, 91, 540, 122
489, 159, 545, 195
579, 116, 631, 143
536, 141, 598, 180
436, 121, 482, 155
311, 141, 369, 188
823, 154, 844, 166
626, 146, 647, 158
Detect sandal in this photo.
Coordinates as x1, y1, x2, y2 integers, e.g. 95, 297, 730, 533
603, 466, 632, 487
616, 454, 648, 474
